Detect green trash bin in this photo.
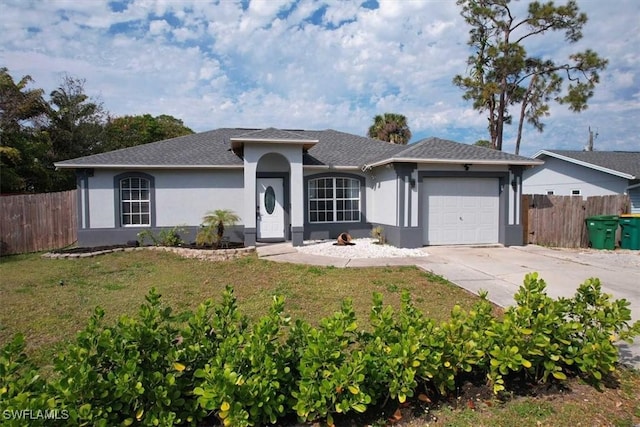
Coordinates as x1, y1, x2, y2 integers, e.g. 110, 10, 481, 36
585, 215, 619, 250
619, 214, 640, 250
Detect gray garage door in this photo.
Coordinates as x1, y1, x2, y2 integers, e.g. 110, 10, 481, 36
422, 177, 499, 245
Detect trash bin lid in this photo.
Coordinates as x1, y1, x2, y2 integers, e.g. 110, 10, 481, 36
620, 214, 640, 217
587, 215, 619, 220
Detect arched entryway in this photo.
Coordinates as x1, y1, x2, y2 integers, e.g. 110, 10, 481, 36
256, 153, 290, 242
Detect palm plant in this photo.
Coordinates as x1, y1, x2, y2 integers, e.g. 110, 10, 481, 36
196, 209, 240, 247
367, 113, 412, 145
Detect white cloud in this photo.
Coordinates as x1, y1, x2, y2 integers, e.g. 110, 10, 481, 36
149, 19, 170, 35
0, 0, 638, 157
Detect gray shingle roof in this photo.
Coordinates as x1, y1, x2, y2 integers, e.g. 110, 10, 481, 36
302, 129, 403, 167
542, 150, 640, 178
232, 127, 314, 141
55, 128, 245, 167
55, 128, 539, 169
367, 137, 540, 165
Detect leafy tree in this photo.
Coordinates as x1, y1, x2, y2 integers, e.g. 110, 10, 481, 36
0, 68, 50, 193
453, 0, 607, 153
474, 139, 493, 149
367, 113, 412, 145
46, 75, 107, 190
103, 114, 193, 151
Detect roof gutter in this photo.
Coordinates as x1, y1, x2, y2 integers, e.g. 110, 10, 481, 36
364, 157, 544, 169
54, 164, 244, 170
55, 163, 361, 171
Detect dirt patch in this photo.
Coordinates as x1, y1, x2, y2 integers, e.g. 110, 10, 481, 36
317, 370, 640, 426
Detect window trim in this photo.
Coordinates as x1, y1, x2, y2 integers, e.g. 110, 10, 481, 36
307, 175, 362, 224
113, 172, 156, 228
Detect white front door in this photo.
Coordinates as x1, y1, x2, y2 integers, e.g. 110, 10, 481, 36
257, 178, 285, 240
422, 178, 499, 245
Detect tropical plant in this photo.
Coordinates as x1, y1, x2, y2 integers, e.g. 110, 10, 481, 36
46, 75, 107, 190
0, 68, 50, 193
196, 209, 241, 247
367, 113, 412, 145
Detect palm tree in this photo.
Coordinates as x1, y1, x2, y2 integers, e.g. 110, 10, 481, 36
197, 209, 241, 247
367, 113, 412, 145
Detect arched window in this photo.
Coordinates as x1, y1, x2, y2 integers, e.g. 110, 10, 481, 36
308, 177, 360, 223
120, 176, 151, 226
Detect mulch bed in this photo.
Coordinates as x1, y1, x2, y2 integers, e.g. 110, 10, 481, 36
52, 242, 245, 254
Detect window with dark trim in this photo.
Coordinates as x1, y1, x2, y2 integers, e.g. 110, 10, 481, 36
308, 177, 360, 223
120, 176, 151, 226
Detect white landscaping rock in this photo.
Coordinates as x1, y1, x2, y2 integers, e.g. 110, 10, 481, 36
297, 238, 428, 259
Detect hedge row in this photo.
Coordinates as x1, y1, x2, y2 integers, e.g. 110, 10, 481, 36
1, 273, 638, 426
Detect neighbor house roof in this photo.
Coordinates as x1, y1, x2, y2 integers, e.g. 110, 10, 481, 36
55, 128, 541, 169
532, 150, 640, 180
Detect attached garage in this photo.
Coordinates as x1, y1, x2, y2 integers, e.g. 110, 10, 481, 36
422, 177, 499, 245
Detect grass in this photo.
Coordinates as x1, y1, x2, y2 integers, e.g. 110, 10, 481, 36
1, 250, 639, 426
0, 250, 483, 366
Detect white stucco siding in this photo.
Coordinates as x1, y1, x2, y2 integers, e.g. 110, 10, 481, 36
523, 157, 629, 196
154, 170, 244, 226
87, 171, 117, 228
369, 166, 398, 226
86, 169, 244, 228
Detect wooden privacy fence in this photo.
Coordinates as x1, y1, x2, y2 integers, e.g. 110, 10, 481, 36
0, 190, 77, 255
522, 194, 630, 248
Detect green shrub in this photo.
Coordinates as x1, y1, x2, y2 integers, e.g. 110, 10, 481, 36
291, 299, 373, 426
52, 288, 207, 426
194, 290, 293, 426
364, 291, 439, 403
1, 274, 638, 426
0, 335, 59, 427
485, 273, 640, 393
137, 225, 186, 247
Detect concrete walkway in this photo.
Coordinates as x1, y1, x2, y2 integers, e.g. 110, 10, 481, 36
257, 242, 640, 369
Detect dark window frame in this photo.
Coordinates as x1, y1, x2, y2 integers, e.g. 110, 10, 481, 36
113, 172, 156, 228
307, 175, 362, 224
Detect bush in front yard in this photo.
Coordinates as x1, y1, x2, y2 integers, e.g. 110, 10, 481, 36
1, 275, 638, 426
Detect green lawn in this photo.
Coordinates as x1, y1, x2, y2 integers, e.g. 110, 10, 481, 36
1, 250, 638, 426
0, 250, 483, 365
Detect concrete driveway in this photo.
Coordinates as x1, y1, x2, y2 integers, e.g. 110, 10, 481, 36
418, 245, 640, 368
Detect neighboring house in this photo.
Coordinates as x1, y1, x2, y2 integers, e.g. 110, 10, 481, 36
55, 127, 541, 248
522, 150, 640, 213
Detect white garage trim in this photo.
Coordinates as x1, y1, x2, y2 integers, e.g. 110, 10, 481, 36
422, 177, 499, 245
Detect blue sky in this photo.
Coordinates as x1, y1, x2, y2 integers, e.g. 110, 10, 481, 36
1, 0, 638, 156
